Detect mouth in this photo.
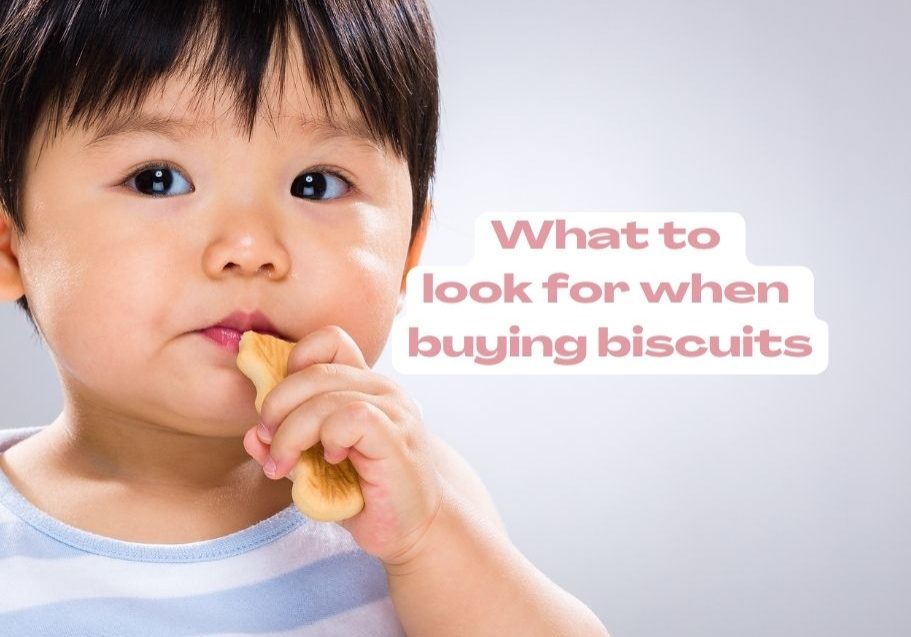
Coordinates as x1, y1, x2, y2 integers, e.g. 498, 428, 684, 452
196, 310, 292, 353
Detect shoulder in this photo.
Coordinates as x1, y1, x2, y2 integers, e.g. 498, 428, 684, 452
426, 433, 509, 538
0, 425, 45, 453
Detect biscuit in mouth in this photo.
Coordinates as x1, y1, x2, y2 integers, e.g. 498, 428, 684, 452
236, 331, 365, 522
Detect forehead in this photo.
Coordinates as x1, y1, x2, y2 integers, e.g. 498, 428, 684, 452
81, 103, 384, 155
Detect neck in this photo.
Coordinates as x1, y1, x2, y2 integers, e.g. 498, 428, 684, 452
48, 406, 268, 497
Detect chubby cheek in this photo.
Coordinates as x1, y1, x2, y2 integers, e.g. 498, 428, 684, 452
33, 239, 172, 389
324, 243, 403, 367
294, 202, 409, 366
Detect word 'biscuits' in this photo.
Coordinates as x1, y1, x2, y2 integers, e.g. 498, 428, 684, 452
236, 331, 365, 522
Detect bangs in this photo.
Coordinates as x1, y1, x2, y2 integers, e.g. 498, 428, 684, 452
30, 0, 396, 154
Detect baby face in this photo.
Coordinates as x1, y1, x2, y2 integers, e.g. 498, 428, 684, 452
9, 47, 415, 436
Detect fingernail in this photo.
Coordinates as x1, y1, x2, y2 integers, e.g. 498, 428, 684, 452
264, 456, 277, 478
257, 422, 272, 443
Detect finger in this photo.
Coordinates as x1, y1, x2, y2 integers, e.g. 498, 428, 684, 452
260, 363, 393, 436
243, 424, 271, 466
269, 391, 396, 479
319, 400, 401, 486
287, 325, 369, 375
268, 392, 355, 476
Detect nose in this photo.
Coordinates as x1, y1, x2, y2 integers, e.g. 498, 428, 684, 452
202, 216, 291, 281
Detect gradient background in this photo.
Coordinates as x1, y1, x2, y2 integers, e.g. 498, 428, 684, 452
2, 1, 909, 635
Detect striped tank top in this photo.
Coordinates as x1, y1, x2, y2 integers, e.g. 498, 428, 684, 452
0, 426, 407, 636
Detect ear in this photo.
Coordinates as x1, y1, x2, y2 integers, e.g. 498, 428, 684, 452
0, 209, 25, 301
397, 200, 431, 315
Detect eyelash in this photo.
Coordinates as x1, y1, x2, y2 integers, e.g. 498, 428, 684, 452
121, 160, 358, 196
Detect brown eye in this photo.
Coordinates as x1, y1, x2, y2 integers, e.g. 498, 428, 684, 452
290, 171, 350, 200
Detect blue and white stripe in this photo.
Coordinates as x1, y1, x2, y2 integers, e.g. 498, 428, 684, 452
0, 426, 406, 636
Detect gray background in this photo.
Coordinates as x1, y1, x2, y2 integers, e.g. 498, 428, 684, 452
2, 1, 909, 635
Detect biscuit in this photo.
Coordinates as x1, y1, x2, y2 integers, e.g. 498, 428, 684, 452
236, 331, 365, 522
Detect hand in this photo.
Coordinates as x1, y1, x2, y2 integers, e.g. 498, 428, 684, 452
242, 325, 445, 566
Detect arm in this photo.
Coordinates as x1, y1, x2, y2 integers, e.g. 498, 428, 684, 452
385, 438, 610, 637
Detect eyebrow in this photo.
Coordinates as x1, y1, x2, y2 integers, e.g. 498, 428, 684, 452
82, 111, 383, 152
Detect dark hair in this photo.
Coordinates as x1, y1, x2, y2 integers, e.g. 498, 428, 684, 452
0, 0, 439, 334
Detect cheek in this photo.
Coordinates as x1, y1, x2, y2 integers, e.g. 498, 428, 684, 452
297, 205, 409, 365
321, 243, 404, 366
23, 229, 172, 376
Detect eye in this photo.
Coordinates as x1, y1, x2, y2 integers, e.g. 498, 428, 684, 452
124, 162, 193, 197
290, 169, 352, 200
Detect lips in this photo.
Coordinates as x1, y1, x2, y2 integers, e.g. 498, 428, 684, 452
200, 310, 290, 341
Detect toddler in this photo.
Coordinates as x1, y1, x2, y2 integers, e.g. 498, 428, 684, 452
0, 1, 609, 635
